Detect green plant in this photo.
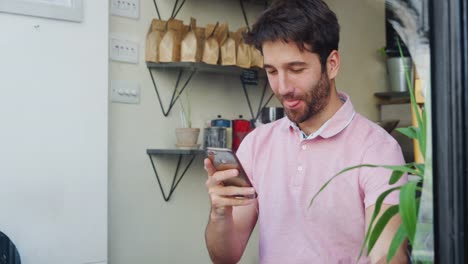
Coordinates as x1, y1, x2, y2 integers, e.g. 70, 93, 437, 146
378, 46, 387, 60
310, 38, 427, 263
177, 86, 193, 128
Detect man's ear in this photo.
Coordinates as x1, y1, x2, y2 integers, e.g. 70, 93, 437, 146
326, 50, 340, 79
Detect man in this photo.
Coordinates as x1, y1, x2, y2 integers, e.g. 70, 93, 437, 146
204, 0, 408, 263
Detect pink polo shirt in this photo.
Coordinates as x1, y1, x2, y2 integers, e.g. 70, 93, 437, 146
236, 93, 407, 264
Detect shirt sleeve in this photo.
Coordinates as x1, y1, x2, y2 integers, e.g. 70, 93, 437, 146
359, 137, 408, 208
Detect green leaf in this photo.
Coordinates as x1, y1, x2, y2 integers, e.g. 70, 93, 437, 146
415, 112, 426, 160
398, 35, 426, 160
414, 163, 425, 176
397, 38, 423, 131
397, 38, 427, 161
399, 182, 418, 244
389, 170, 405, 184
396, 127, 419, 139
381, 164, 419, 175
387, 224, 407, 263
310, 163, 417, 208
378, 47, 387, 58
420, 109, 427, 158
309, 164, 378, 207
367, 204, 400, 255
394, 162, 424, 178
358, 186, 401, 259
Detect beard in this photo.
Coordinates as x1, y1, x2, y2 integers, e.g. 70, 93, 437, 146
277, 72, 331, 124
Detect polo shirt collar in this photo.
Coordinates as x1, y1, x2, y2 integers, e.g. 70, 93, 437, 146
286, 92, 356, 140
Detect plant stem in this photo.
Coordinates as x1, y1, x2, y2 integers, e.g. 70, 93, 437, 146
397, 37, 426, 159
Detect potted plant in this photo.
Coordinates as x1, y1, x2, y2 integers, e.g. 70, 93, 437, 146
174, 86, 200, 149
310, 37, 431, 263
379, 43, 413, 93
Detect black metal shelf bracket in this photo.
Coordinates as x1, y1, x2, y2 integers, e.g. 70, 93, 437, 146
148, 67, 197, 117
239, 0, 270, 30
153, 0, 187, 20
240, 76, 275, 120
147, 150, 202, 202
152, 0, 161, 20
239, 0, 251, 31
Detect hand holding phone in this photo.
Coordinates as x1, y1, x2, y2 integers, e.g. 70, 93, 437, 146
205, 147, 257, 198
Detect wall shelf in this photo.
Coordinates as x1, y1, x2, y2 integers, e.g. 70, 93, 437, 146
147, 62, 273, 120
147, 148, 204, 201
147, 62, 264, 76
148, 0, 273, 119
374, 91, 410, 105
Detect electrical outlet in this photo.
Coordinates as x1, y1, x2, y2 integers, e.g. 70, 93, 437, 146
109, 36, 139, 64
111, 80, 140, 104
110, 0, 139, 19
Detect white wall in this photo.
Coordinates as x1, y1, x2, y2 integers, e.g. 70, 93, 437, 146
0, 1, 108, 264
328, 0, 388, 119
109, 0, 387, 263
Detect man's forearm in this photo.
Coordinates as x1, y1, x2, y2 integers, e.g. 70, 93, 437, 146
205, 211, 246, 264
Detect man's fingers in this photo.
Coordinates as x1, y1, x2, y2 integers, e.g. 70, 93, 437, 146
209, 186, 256, 197
211, 195, 257, 208
204, 159, 239, 188
205, 169, 239, 188
204, 158, 256, 209
204, 158, 216, 176
204, 159, 238, 181
213, 169, 238, 182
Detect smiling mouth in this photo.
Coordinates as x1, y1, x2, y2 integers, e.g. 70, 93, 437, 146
283, 99, 301, 109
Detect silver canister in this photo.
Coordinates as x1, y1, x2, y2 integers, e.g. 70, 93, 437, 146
387, 57, 414, 92
203, 127, 227, 149
261, 107, 284, 124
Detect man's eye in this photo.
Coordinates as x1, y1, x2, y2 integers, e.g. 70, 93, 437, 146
267, 70, 277, 75
290, 68, 305, 73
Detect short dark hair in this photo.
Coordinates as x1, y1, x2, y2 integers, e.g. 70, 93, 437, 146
244, 0, 340, 69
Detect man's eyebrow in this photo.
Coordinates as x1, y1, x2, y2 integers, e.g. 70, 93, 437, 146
263, 61, 308, 69
287, 61, 308, 67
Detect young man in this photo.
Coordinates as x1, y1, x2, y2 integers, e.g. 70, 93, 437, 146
204, 0, 408, 263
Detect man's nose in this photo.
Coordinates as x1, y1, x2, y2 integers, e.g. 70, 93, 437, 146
277, 72, 293, 96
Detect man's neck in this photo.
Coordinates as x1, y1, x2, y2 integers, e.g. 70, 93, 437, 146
298, 90, 343, 135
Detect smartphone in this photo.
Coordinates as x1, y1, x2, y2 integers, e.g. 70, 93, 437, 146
206, 147, 257, 198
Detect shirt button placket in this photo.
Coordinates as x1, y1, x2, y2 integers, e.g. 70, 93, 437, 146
293, 163, 304, 187
294, 143, 307, 187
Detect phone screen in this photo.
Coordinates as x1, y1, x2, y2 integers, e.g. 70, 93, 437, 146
206, 147, 255, 192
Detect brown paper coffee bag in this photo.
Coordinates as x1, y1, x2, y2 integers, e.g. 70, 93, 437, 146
145, 19, 166, 63
250, 45, 264, 68
221, 31, 236, 65
202, 23, 220, 65
195, 27, 205, 62
181, 18, 197, 62
159, 19, 184, 62
235, 27, 251, 68
215, 23, 229, 47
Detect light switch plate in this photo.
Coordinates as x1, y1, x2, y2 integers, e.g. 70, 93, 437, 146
111, 80, 140, 104
110, 0, 139, 19
109, 36, 139, 64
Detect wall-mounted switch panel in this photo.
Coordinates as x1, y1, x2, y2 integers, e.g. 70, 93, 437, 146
111, 80, 140, 104
109, 36, 139, 64
110, 0, 139, 19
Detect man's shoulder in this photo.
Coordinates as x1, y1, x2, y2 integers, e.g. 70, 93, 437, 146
239, 117, 288, 152
248, 117, 288, 138
350, 113, 400, 149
